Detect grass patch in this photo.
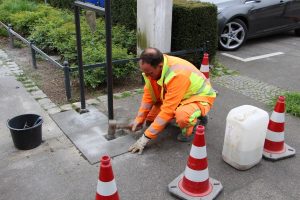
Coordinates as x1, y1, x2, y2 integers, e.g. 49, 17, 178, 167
269, 92, 300, 117
0, 28, 8, 37
284, 92, 300, 117
26, 87, 38, 92
14, 40, 27, 48
121, 91, 131, 98
16, 73, 27, 82
0, 0, 37, 14
210, 58, 238, 78
114, 91, 132, 99
134, 88, 143, 94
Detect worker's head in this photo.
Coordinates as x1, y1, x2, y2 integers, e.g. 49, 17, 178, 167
139, 48, 163, 80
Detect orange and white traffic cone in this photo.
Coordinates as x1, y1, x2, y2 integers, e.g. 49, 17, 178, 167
95, 155, 120, 200
200, 53, 219, 96
263, 96, 296, 161
200, 53, 210, 82
168, 125, 223, 200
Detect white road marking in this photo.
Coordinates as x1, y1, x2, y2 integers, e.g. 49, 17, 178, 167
221, 52, 284, 62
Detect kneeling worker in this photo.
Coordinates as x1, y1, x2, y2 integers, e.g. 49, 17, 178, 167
129, 48, 216, 154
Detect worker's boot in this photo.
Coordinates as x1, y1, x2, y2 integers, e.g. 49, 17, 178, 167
177, 120, 199, 142
145, 120, 153, 128
198, 115, 208, 127
177, 115, 208, 142
177, 132, 194, 142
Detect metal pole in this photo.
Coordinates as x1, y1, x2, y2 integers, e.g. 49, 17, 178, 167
74, 5, 88, 113
8, 24, 14, 48
203, 41, 207, 53
206, 40, 210, 53
30, 41, 37, 69
63, 61, 72, 101
105, 0, 114, 120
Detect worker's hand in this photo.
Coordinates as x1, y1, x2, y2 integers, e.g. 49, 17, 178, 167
128, 134, 150, 154
131, 121, 143, 132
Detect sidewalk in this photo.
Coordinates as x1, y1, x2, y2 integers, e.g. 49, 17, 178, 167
1, 48, 300, 200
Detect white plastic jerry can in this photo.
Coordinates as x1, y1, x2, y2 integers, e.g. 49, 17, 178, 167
222, 105, 269, 170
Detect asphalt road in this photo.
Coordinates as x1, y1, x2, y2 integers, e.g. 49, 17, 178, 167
218, 31, 300, 92
0, 32, 299, 200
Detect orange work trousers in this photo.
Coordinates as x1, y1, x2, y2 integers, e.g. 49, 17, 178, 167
145, 101, 211, 136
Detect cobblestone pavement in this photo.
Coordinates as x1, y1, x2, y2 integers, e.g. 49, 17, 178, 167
213, 75, 285, 104
1, 48, 284, 114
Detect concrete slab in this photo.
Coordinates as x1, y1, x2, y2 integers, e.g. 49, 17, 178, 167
0, 76, 98, 200
51, 105, 136, 164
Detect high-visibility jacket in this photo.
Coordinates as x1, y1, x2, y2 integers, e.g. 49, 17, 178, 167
134, 55, 216, 139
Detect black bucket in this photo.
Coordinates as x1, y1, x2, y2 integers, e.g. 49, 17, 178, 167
7, 114, 43, 150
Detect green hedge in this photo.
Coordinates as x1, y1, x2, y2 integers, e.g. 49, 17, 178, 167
111, 0, 217, 65
172, 0, 218, 65
30, 0, 74, 9
111, 0, 137, 31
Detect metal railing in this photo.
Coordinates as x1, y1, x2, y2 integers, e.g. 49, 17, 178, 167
1, 19, 209, 111
70, 47, 208, 73
0, 21, 72, 101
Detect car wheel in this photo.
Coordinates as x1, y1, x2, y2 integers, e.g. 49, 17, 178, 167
219, 19, 248, 51
295, 28, 300, 36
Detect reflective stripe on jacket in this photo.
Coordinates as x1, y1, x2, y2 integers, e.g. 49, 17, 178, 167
135, 55, 216, 139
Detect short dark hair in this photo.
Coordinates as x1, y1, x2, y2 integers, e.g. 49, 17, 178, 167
139, 48, 164, 68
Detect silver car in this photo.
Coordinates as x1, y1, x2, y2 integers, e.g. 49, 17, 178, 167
198, 0, 300, 50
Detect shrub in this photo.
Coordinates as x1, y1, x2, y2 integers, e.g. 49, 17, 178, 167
79, 19, 136, 88
9, 11, 45, 35
0, 28, 8, 37
29, 6, 73, 52
82, 45, 135, 88
0, 0, 136, 89
111, 0, 137, 31
46, 0, 74, 9
0, 0, 38, 22
172, 0, 218, 66
48, 21, 76, 60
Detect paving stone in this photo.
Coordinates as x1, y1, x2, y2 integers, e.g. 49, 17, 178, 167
12, 70, 23, 75
97, 95, 107, 103
10, 67, 21, 71
86, 98, 100, 105
26, 86, 39, 92
23, 79, 34, 84
60, 104, 73, 111
37, 98, 53, 106
8, 64, 19, 69
133, 88, 143, 94
24, 82, 36, 87
113, 92, 123, 98
72, 102, 81, 109
6, 61, 15, 65
47, 107, 62, 115
42, 102, 57, 110
31, 90, 47, 99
